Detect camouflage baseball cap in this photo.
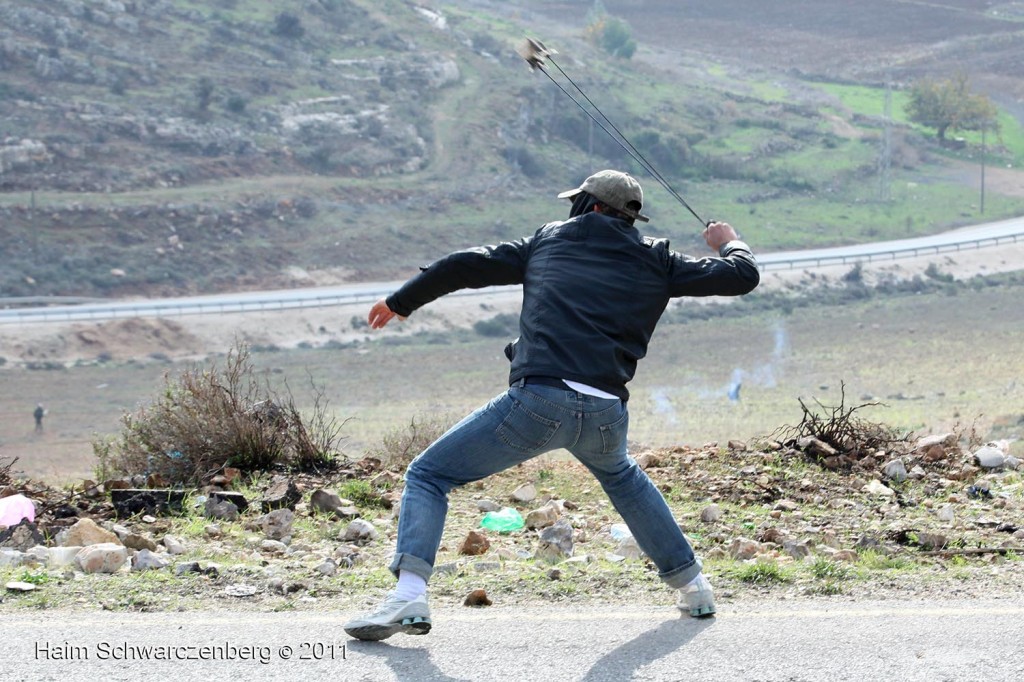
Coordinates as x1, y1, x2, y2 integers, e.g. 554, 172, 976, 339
557, 169, 649, 222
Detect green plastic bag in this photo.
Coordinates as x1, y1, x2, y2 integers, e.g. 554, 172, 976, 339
480, 507, 525, 532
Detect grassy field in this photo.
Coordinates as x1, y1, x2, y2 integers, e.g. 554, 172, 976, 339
4, 276, 1023, 484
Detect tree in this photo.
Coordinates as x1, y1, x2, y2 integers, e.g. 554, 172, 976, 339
906, 73, 999, 143
583, 3, 637, 60
601, 18, 637, 59
272, 12, 305, 39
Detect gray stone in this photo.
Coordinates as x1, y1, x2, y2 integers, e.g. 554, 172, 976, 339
1004, 455, 1020, 471
343, 519, 378, 542
261, 508, 294, 541
476, 499, 501, 513
882, 459, 908, 483
700, 504, 723, 523
223, 584, 258, 597
260, 539, 288, 554
23, 546, 48, 565
974, 446, 1006, 469
433, 562, 460, 576
536, 519, 574, 562
111, 524, 131, 540
76, 543, 128, 573
615, 535, 645, 560
472, 561, 502, 572
204, 497, 239, 521
315, 559, 337, 576
915, 433, 957, 450
0, 549, 24, 567
174, 561, 201, 576
261, 476, 301, 512
916, 532, 948, 550
5, 581, 36, 592
783, 540, 811, 560
47, 546, 83, 568
511, 483, 537, 503
131, 549, 170, 571
163, 535, 187, 555
0, 521, 44, 552
525, 503, 559, 530
863, 480, 895, 497
310, 489, 344, 515
729, 537, 761, 560
123, 533, 158, 552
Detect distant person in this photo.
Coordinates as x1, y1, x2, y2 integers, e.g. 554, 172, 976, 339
33, 403, 46, 433
343, 169, 760, 641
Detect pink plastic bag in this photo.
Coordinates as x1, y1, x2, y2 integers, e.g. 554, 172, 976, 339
0, 494, 35, 527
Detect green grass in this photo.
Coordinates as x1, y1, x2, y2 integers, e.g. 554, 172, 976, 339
815, 81, 1024, 164
818, 83, 913, 123
727, 559, 795, 585
809, 557, 852, 581
857, 550, 913, 572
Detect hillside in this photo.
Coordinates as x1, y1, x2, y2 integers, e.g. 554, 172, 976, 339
1, 0, 1024, 299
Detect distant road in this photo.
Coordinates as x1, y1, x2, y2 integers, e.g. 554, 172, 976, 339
2, 216, 1022, 325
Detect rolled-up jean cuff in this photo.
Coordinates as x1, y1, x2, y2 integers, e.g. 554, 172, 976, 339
389, 552, 433, 581
659, 557, 703, 589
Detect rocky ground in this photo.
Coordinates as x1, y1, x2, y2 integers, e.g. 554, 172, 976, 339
1, 425, 1022, 614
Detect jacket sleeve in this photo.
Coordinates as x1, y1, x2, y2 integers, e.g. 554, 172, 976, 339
666, 240, 760, 298
386, 238, 532, 317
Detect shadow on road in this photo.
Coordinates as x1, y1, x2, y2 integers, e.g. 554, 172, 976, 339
349, 640, 471, 682
579, 614, 715, 682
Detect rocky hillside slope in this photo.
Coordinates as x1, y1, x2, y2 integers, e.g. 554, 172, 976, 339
2, 0, 1024, 299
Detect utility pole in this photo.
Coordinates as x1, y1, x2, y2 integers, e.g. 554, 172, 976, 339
878, 77, 892, 202
588, 116, 593, 168
980, 124, 986, 214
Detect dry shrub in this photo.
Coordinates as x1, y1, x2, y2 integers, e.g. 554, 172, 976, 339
365, 411, 457, 469
774, 382, 911, 458
0, 456, 16, 487
93, 343, 346, 485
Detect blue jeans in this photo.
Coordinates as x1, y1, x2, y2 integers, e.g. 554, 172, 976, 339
389, 382, 702, 589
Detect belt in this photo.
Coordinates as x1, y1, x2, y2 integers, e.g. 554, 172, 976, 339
515, 376, 567, 390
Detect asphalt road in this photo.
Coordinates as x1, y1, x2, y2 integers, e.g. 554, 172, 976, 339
2, 216, 1022, 324
3, 598, 1023, 681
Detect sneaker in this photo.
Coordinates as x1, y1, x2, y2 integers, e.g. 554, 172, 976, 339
344, 593, 432, 641
677, 574, 716, 618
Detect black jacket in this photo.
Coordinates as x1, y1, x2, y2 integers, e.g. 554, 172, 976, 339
386, 212, 760, 401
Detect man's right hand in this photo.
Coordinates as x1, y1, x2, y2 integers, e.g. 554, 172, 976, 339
703, 221, 739, 252
368, 298, 406, 329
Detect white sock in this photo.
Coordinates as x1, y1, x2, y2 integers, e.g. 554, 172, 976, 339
685, 573, 710, 590
392, 570, 427, 601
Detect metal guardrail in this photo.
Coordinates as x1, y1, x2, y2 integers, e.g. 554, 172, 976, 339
2, 226, 1022, 325
758, 231, 1024, 271
0, 285, 518, 324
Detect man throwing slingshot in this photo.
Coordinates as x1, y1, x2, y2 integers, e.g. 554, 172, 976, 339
344, 169, 760, 641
